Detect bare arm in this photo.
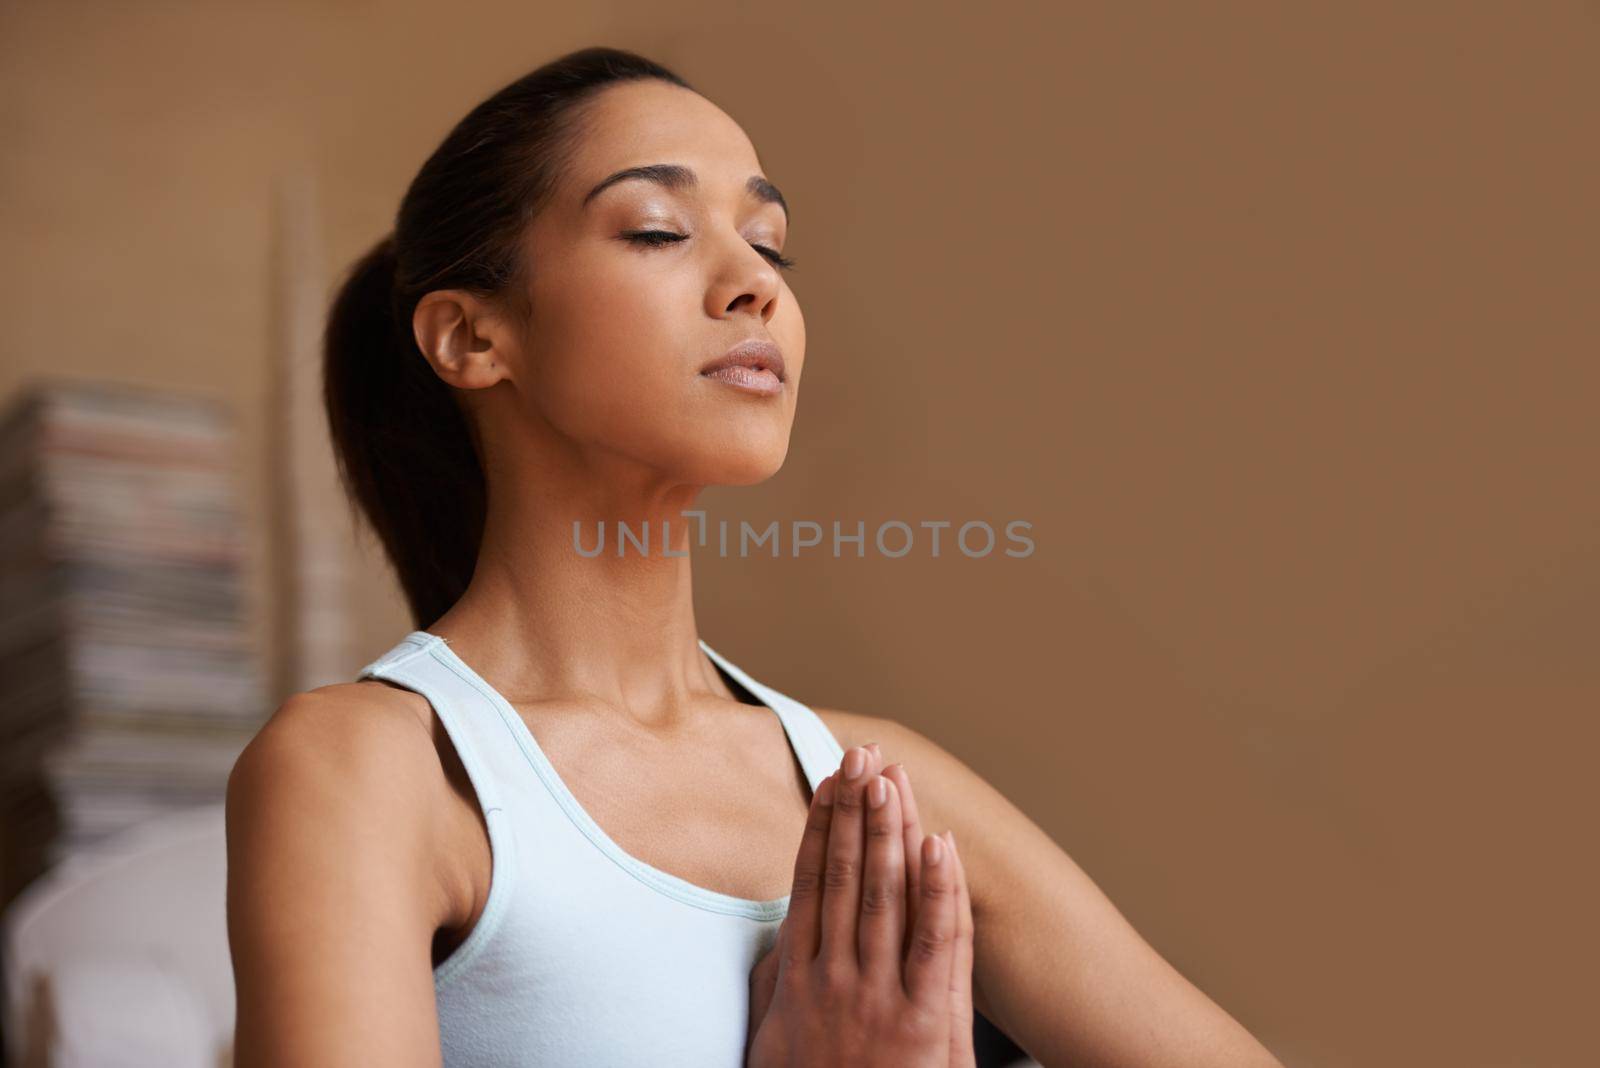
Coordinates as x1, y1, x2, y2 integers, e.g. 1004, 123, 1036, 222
226, 689, 455, 1067
818, 711, 1284, 1068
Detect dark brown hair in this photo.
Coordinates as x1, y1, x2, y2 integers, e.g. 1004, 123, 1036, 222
323, 47, 694, 629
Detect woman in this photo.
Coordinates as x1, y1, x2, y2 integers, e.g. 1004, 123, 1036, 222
225, 46, 1283, 1067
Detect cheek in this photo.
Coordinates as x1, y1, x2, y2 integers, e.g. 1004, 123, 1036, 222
527, 281, 695, 446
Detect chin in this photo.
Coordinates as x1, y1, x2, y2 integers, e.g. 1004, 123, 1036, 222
683, 440, 790, 487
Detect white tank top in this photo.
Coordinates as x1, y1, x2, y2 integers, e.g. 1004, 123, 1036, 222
355, 630, 847, 1067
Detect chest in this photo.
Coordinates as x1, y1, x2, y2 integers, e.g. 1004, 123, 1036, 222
429, 701, 813, 960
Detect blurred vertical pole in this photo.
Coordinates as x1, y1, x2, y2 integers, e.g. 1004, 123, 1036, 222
266, 168, 352, 700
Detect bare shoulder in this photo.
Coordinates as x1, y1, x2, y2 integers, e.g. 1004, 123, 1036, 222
225, 683, 455, 1065
809, 707, 889, 754
226, 680, 456, 922
242, 679, 436, 760
811, 707, 984, 815
227, 679, 454, 920
812, 707, 995, 811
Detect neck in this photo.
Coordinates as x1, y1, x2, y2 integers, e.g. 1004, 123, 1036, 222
427, 444, 731, 725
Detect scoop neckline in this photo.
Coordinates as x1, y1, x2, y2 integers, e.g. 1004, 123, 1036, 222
414, 630, 801, 921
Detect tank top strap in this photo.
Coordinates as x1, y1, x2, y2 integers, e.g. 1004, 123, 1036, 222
698, 640, 846, 790
355, 632, 509, 816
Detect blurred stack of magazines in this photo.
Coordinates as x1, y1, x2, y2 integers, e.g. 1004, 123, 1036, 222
0, 379, 266, 894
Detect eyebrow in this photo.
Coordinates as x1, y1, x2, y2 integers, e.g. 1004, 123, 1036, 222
581, 163, 788, 222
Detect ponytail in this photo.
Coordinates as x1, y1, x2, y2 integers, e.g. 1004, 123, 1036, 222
323, 233, 484, 629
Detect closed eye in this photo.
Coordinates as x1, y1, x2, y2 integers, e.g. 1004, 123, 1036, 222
622, 230, 796, 271
753, 244, 798, 271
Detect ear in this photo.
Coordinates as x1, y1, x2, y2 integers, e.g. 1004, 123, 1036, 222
411, 289, 518, 391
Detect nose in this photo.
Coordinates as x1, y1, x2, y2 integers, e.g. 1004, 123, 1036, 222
705, 234, 782, 325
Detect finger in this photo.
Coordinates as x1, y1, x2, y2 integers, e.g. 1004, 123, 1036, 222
882, 763, 925, 954
820, 746, 873, 966
785, 770, 836, 963
786, 747, 877, 963
859, 742, 885, 784
904, 832, 959, 1009
945, 831, 977, 1066
857, 773, 906, 978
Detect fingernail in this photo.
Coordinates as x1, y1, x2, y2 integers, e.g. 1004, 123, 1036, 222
945, 830, 957, 853
867, 776, 887, 808
816, 775, 835, 807
843, 747, 865, 779
866, 742, 881, 760
925, 834, 946, 866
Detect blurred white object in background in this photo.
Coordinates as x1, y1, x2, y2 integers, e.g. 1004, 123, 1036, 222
33, 954, 214, 1068
2, 803, 232, 1068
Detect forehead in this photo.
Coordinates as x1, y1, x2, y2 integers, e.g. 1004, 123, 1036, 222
559, 80, 765, 204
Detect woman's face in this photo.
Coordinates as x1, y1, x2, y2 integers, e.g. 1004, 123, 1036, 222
510, 79, 804, 487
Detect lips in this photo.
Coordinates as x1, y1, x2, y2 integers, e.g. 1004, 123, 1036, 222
700, 339, 786, 383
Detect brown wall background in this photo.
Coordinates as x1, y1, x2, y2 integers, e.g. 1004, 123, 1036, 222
4, 2, 1596, 1064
